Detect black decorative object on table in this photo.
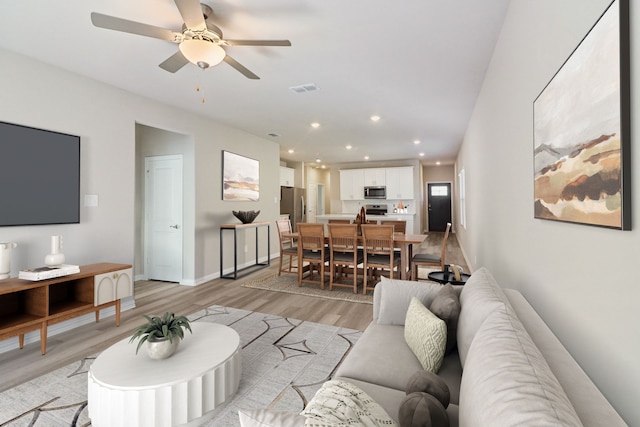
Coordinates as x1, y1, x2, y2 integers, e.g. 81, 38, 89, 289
233, 210, 260, 224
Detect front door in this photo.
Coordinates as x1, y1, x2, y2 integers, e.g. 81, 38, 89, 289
145, 155, 183, 282
427, 183, 452, 232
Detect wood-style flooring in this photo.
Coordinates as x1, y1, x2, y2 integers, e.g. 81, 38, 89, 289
0, 231, 467, 393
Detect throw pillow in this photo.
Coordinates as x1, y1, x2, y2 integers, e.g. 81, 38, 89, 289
405, 370, 450, 409
429, 284, 461, 354
238, 409, 308, 427
300, 380, 398, 426
404, 297, 447, 373
398, 392, 449, 427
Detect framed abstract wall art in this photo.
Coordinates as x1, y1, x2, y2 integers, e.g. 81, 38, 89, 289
533, 0, 630, 230
222, 151, 259, 201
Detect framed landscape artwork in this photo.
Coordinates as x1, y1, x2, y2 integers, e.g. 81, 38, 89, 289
533, 0, 630, 230
222, 151, 259, 201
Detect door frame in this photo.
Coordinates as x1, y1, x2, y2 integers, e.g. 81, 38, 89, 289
144, 154, 184, 283
425, 181, 454, 232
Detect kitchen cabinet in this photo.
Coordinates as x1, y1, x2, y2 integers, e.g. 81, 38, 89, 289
385, 166, 414, 199
280, 166, 295, 187
363, 168, 386, 186
340, 169, 365, 200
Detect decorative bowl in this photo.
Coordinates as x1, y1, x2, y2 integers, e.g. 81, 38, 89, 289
233, 210, 260, 224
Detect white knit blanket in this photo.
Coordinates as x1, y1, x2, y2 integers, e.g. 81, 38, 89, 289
300, 380, 398, 427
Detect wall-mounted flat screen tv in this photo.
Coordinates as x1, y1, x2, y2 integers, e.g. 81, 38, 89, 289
0, 121, 80, 226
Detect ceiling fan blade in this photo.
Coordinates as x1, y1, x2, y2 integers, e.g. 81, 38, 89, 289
159, 51, 190, 73
224, 39, 292, 47
174, 0, 207, 31
223, 55, 259, 79
91, 12, 178, 41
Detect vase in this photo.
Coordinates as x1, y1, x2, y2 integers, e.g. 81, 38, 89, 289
146, 337, 180, 359
0, 242, 17, 280
44, 235, 65, 267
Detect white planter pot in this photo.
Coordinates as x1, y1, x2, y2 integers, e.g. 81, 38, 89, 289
146, 337, 180, 360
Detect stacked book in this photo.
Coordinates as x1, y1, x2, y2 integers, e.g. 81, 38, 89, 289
19, 264, 80, 281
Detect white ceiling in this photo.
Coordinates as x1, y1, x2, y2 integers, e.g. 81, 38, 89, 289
0, 0, 509, 167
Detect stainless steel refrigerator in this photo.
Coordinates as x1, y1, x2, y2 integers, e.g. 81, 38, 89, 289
280, 187, 306, 232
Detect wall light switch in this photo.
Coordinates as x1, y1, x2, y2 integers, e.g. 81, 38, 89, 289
84, 194, 99, 207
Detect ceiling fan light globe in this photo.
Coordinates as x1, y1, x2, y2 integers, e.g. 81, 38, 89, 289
179, 39, 225, 68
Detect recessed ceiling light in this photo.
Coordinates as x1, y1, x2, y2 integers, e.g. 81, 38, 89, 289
345, 145, 352, 150
311, 122, 320, 128
315, 158, 321, 163
370, 115, 380, 122
413, 140, 421, 145
419, 152, 425, 157
436, 161, 441, 165
364, 156, 370, 160
288, 149, 294, 154
321, 165, 326, 169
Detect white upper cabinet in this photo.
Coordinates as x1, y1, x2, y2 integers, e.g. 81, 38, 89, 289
280, 166, 295, 187
385, 166, 414, 199
363, 168, 386, 186
340, 169, 365, 200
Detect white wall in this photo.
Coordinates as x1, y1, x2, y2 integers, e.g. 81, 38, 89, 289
456, 0, 639, 424
0, 48, 280, 284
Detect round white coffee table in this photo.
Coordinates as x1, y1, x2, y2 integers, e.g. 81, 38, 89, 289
88, 322, 241, 427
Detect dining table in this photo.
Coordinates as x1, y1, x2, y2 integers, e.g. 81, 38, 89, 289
281, 231, 427, 280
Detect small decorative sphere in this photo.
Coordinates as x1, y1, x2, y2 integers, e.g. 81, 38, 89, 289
233, 210, 260, 224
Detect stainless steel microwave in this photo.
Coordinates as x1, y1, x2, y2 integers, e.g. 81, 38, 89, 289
364, 186, 386, 199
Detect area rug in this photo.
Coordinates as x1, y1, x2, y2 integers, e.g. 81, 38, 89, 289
242, 266, 441, 304
0, 306, 362, 427
242, 273, 373, 304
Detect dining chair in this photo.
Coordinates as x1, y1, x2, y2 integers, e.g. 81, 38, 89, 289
328, 219, 351, 224
411, 222, 451, 280
297, 223, 329, 289
361, 224, 401, 295
276, 219, 298, 276
380, 220, 406, 233
327, 224, 364, 293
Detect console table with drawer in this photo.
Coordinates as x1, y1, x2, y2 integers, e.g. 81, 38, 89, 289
0, 262, 132, 355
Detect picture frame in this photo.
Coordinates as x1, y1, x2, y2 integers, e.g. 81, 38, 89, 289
222, 150, 259, 201
533, 0, 630, 230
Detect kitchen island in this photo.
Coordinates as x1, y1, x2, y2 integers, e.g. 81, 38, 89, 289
315, 213, 415, 233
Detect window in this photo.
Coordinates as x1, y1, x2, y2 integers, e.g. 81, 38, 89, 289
458, 169, 466, 229
430, 185, 449, 197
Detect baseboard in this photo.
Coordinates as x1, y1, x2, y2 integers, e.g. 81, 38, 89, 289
0, 297, 137, 355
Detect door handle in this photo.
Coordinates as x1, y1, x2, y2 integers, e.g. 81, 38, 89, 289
169, 224, 179, 229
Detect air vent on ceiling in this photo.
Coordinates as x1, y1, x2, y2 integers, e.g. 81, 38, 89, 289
289, 83, 319, 93
267, 132, 280, 137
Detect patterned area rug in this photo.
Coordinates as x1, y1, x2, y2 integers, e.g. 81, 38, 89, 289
243, 266, 441, 304
0, 306, 362, 427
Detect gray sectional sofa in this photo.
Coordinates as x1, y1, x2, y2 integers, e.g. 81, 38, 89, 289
239, 267, 626, 426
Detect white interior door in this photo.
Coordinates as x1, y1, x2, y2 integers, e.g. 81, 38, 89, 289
145, 155, 183, 282
307, 183, 317, 223
317, 184, 325, 215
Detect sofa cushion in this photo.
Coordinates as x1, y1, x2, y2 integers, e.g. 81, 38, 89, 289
404, 297, 447, 373
459, 306, 582, 427
300, 380, 398, 426
376, 276, 446, 325
457, 267, 512, 367
335, 323, 424, 391
406, 370, 450, 409
399, 392, 449, 427
429, 284, 461, 354
238, 409, 307, 427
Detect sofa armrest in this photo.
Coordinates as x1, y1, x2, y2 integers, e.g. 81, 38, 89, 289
373, 276, 462, 325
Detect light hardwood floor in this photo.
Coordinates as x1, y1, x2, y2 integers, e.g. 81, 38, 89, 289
0, 231, 467, 393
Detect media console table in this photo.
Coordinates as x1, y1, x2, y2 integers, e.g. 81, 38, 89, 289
220, 221, 270, 279
0, 262, 132, 355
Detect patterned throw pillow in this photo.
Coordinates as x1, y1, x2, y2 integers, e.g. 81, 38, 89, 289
404, 297, 447, 373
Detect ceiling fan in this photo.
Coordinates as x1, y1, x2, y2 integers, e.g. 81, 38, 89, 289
91, 0, 291, 79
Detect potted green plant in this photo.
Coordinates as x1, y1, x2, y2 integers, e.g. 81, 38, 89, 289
129, 312, 192, 359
